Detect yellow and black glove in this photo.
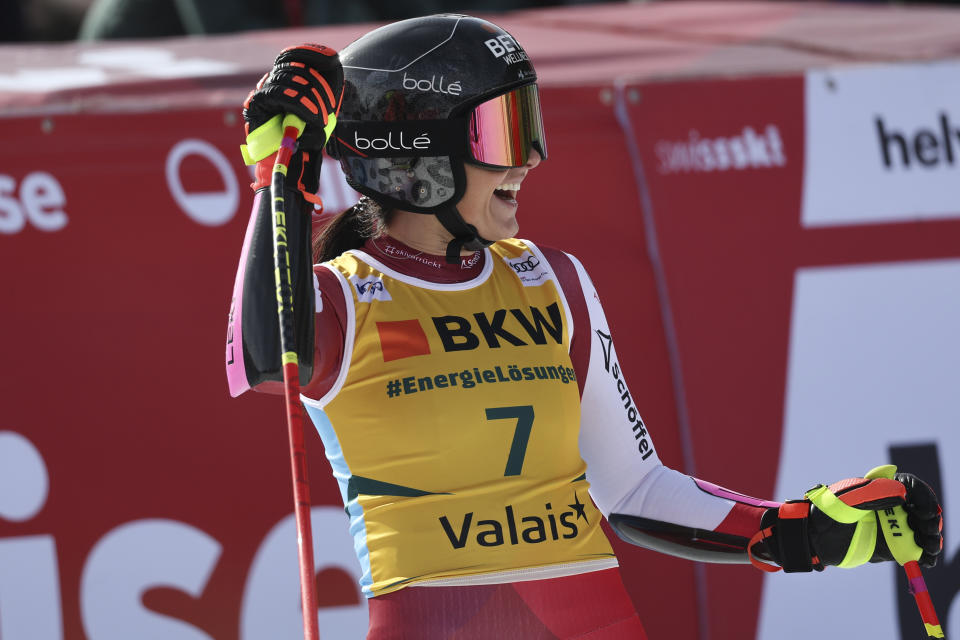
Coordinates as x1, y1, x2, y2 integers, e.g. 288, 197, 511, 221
240, 44, 343, 201
751, 465, 943, 572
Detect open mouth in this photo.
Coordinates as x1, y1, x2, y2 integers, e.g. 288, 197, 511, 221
494, 182, 520, 202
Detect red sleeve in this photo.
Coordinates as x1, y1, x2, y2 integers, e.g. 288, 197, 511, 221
252, 265, 346, 398
299, 265, 347, 400
539, 245, 590, 398
712, 502, 766, 539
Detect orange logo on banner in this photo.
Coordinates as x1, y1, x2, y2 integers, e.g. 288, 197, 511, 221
376, 319, 431, 362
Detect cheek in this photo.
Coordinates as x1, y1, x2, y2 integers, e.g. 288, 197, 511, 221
456, 191, 486, 227
461, 165, 508, 213
458, 179, 501, 224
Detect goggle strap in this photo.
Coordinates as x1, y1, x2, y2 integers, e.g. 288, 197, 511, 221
434, 206, 493, 264
332, 120, 466, 158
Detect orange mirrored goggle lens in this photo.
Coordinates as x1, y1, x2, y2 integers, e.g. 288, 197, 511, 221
468, 84, 547, 168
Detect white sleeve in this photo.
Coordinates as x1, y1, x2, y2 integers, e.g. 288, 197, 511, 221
570, 255, 736, 532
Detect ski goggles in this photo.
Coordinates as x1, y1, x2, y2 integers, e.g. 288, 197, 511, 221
329, 84, 547, 166
467, 83, 548, 168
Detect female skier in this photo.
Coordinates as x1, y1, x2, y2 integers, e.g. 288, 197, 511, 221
226, 14, 943, 639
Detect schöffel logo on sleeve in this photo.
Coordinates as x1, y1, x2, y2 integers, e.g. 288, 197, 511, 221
505, 252, 549, 286
595, 329, 654, 461
350, 275, 392, 302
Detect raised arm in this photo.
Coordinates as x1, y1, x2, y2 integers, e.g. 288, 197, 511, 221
225, 45, 343, 397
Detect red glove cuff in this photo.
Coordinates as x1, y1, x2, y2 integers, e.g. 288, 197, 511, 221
250, 151, 323, 209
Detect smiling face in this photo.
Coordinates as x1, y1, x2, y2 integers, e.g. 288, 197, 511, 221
382, 149, 544, 257
456, 149, 542, 245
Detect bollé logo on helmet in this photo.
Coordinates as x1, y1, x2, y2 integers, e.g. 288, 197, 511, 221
402, 72, 462, 96
353, 131, 431, 152
438, 493, 589, 549
484, 34, 529, 65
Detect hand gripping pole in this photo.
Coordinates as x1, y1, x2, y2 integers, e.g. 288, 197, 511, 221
865, 465, 944, 639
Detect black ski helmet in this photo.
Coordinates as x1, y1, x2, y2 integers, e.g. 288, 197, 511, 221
328, 14, 545, 261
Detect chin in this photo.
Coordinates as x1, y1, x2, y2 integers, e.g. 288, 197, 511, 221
483, 220, 519, 243
494, 212, 521, 239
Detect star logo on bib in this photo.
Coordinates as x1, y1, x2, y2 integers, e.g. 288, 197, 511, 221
569, 492, 588, 524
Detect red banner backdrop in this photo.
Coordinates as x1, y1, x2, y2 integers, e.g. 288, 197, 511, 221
622, 75, 805, 639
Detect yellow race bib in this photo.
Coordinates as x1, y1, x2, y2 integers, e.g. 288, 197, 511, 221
304, 239, 615, 596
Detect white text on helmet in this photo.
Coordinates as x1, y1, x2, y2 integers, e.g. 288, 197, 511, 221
485, 35, 520, 58
354, 131, 431, 152
402, 72, 462, 96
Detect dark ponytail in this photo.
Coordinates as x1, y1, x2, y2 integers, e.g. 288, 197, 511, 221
313, 196, 388, 264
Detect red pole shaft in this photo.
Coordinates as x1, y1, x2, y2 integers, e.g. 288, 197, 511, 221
274, 124, 320, 640
904, 561, 944, 639
283, 361, 319, 640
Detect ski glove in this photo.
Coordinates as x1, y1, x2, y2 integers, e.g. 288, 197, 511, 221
240, 44, 343, 199
751, 465, 943, 573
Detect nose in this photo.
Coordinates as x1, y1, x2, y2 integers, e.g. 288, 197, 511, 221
525, 148, 542, 169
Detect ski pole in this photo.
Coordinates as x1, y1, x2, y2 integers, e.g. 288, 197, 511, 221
271, 112, 320, 640
903, 560, 944, 638
865, 465, 944, 639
